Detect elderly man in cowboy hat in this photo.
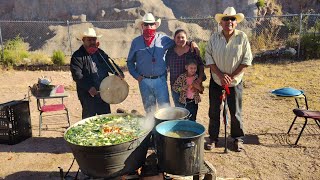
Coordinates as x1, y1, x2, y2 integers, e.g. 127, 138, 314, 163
70, 27, 124, 119
204, 7, 253, 152
127, 13, 200, 114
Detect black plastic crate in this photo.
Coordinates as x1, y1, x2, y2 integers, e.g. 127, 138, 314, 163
0, 100, 32, 145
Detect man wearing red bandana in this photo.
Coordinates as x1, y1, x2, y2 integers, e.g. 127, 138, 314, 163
127, 13, 200, 115
127, 13, 174, 114
70, 28, 124, 119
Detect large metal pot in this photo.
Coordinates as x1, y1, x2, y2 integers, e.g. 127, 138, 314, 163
155, 120, 205, 175
64, 113, 152, 178
154, 107, 190, 126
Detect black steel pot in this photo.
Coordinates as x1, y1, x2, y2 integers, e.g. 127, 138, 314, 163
154, 107, 190, 126
155, 120, 205, 175
64, 114, 151, 178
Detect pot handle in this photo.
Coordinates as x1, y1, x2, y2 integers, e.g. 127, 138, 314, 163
184, 141, 195, 148
128, 139, 140, 150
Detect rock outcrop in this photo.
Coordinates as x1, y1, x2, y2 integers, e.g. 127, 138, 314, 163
0, 0, 259, 21
0, 0, 319, 21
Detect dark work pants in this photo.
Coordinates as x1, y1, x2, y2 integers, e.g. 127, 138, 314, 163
208, 78, 244, 142
79, 94, 111, 119
185, 99, 198, 121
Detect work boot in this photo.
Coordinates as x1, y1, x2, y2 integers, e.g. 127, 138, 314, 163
234, 140, 244, 152
204, 139, 217, 150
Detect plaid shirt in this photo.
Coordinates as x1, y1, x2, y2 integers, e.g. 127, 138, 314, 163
165, 47, 203, 85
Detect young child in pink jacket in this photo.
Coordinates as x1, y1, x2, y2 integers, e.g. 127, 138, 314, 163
172, 59, 204, 121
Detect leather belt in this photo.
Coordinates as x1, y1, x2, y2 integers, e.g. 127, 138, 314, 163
141, 74, 162, 79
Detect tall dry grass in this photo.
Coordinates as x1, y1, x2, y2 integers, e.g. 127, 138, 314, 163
203, 59, 320, 110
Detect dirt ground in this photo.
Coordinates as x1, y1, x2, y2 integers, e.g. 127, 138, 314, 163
0, 60, 319, 180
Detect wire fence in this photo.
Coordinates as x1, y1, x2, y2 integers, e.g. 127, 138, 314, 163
0, 14, 319, 64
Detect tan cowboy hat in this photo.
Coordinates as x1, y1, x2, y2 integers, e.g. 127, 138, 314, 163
215, 7, 245, 23
99, 75, 129, 104
136, 13, 161, 28
78, 27, 102, 40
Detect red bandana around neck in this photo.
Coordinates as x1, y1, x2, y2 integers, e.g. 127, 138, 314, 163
86, 42, 100, 55
143, 29, 156, 46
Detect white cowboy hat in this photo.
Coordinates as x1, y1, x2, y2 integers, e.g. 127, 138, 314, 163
136, 13, 161, 28
79, 27, 102, 40
215, 7, 245, 23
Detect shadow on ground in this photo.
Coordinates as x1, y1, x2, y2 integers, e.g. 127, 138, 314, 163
0, 136, 71, 154
3, 170, 83, 180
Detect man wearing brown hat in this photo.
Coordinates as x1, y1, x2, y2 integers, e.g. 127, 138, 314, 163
70, 27, 124, 119
205, 7, 253, 152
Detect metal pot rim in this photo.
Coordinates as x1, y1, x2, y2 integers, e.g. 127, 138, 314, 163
64, 113, 151, 147
154, 107, 190, 120
155, 119, 205, 139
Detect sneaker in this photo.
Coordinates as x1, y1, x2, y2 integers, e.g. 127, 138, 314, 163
234, 140, 244, 152
204, 140, 217, 150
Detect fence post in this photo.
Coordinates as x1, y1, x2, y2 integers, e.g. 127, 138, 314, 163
0, 25, 4, 62
297, 13, 303, 59
67, 20, 73, 56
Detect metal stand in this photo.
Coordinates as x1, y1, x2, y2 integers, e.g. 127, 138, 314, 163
163, 161, 216, 180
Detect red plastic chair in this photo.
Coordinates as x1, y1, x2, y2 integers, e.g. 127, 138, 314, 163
30, 85, 70, 136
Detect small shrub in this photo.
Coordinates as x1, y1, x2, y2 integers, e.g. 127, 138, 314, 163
300, 33, 320, 59
285, 34, 299, 48
198, 41, 207, 63
2, 36, 29, 66
249, 24, 281, 53
256, 0, 265, 9
29, 51, 52, 65
52, 50, 65, 65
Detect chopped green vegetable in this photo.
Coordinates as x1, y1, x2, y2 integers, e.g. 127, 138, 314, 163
65, 115, 148, 146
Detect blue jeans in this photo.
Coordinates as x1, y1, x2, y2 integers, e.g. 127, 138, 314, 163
170, 88, 184, 108
139, 75, 170, 113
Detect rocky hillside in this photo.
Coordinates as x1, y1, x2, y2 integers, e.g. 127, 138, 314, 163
0, 0, 319, 21
280, 0, 320, 14
0, 0, 319, 58
0, 0, 258, 21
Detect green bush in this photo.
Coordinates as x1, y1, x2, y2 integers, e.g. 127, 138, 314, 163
285, 34, 299, 48
52, 50, 65, 65
29, 51, 52, 65
256, 0, 265, 9
198, 41, 207, 63
250, 29, 280, 53
2, 36, 29, 66
300, 33, 320, 59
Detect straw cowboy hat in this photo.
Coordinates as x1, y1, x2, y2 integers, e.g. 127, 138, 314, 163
136, 13, 161, 28
78, 27, 102, 40
215, 7, 245, 23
